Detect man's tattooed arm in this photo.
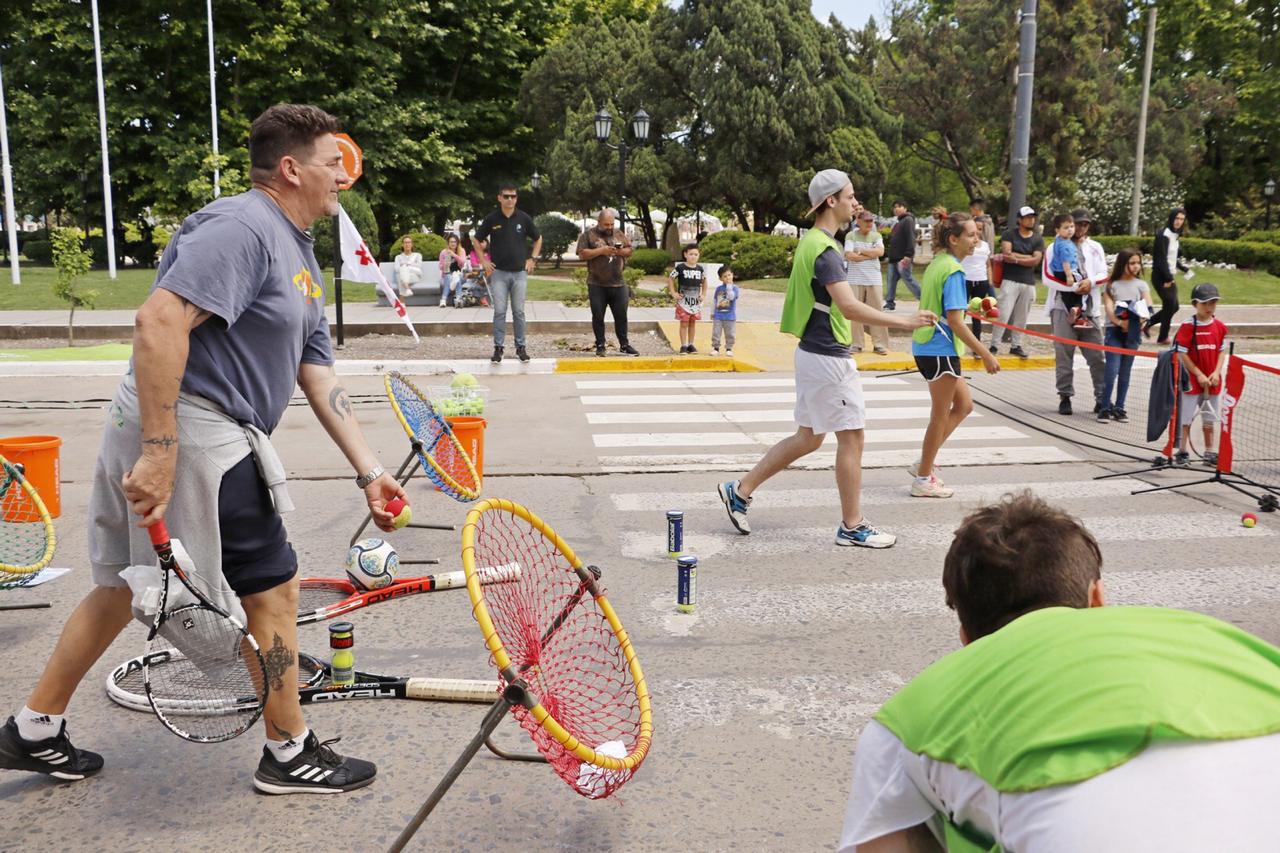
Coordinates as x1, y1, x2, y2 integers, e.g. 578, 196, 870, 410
328, 385, 354, 420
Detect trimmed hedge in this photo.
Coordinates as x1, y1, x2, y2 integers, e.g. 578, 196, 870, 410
697, 230, 797, 280
22, 239, 52, 265
1093, 234, 1280, 276
1241, 230, 1280, 246
629, 248, 671, 274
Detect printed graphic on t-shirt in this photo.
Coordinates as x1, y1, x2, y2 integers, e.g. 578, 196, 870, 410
293, 268, 323, 303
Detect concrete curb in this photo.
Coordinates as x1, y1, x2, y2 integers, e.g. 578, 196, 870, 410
554, 355, 763, 374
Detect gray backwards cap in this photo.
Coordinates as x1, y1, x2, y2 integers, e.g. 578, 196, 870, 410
807, 169, 852, 215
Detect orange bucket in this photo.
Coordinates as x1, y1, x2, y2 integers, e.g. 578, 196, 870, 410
0, 435, 62, 518
446, 416, 486, 483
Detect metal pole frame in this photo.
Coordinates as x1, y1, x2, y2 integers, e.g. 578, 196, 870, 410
1006, 0, 1037, 227
90, 0, 118, 279
206, 0, 220, 199
1129, 6, 1157, 236
0, 60, 20, 284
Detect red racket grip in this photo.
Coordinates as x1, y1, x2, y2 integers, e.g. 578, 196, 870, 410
148, 521, 170, 547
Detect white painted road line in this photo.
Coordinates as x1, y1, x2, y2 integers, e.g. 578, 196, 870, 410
610, 477, 1146, 512
585, 406, 959, 425
599, 445, 1081, 472
579, 390, 928, 406
574, 377, 908, 390
620, 512, 1270, 560
592, 425, 1027, 449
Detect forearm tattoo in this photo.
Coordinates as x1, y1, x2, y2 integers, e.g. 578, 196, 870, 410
264, 632, 294, 692
328, 385, 353, 420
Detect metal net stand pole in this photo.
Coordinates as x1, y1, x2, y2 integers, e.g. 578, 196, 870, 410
349, 441, 455, 567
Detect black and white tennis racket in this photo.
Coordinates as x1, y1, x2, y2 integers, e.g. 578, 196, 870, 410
109, 650, 497, 712
142, 521, 268, 742
296, 564, 521, 625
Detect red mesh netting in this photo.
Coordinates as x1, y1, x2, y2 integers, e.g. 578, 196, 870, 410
470, 506, 649, 799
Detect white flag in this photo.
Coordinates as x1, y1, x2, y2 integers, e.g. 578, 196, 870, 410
336, 205, 420, 343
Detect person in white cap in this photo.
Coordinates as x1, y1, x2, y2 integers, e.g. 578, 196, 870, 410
716, 169, 936, 549
994, 206, 1043, 359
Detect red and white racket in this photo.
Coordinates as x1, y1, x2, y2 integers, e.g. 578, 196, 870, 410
296, 564, 521, 625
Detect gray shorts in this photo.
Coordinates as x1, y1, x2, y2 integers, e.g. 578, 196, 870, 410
1180, 391, 1222, 427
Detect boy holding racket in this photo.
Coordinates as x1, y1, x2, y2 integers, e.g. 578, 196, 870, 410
669, 243, 707, 353
717, 169, 936, 548
1, 105, 403, 793
1173, 283, 1229, 466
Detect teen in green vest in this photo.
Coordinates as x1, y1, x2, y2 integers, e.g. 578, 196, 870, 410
908, 214, 1000, 500
840, 491, 1280, 853
716, 169, 935, 548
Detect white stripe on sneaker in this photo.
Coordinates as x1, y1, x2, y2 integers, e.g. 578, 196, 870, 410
316, 770, 333, 781
32, 749, 58, 758
46, 755, 68, 764
289, 764, 312, 777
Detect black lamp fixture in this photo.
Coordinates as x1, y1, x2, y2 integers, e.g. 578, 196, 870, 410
531, 170, 541, 190
592, 106, 651, 228
1266, 178, 1276, 230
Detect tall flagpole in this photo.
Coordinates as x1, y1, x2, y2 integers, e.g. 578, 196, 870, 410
90, 0, 118, 278
0, 60, 20, 284
206, 0, 220, 198
1129, 5, 1157, 236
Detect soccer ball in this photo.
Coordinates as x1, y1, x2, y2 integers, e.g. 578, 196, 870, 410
345, 538, 400, 590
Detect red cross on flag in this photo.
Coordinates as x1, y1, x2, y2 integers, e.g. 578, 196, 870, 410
337, 205, 420, 343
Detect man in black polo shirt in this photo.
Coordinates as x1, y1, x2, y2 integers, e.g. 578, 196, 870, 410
475, 183, 542, 363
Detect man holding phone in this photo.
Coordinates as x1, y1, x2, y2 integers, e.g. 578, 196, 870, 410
576, 207, 638, 357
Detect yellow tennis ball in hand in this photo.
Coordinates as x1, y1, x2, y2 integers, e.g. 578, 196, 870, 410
386, 497, 412, 530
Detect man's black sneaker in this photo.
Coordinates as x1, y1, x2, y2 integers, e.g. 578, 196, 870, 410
1010, 346, 1030, 359
490, 346, 503, 364
1058, 396, 1073, 416
1112, 408, 1129, 423
884, 301, 896, 311
516, 346, 530, 363
0, 716, 103, 781
619, 344, 640, 356
253, 732, 376, 795
595, 345, 606, 357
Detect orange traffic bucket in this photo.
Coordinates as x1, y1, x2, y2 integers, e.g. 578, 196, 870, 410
446, 416, 486, 483
0, 435, 62, 518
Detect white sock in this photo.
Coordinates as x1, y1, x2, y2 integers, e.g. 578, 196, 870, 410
16, 706, 64, 741
266, 727, 309, 763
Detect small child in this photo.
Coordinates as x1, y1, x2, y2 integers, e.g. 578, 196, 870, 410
1173, 283, 1229, 467
1048, 213, 1092, 327
711, 265, 740, 357
668, 243, 707, 354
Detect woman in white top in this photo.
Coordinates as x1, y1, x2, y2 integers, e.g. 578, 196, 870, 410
393, 236, 424, 297
960, 234, 993, 349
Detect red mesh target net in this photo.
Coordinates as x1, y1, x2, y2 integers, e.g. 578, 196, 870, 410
467, 503, 650, 799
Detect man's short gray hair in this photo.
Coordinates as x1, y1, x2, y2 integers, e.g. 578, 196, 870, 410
597, 207, 619, 220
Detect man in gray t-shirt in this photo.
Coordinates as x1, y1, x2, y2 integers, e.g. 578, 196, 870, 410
2, 105, 403, 795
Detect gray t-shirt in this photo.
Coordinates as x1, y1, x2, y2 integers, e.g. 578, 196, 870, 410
799, 246, 851, 358
149, 189, 333, 434
1105, 277, 1151, 328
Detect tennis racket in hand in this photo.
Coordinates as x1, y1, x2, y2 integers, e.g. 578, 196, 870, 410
142, 521, 268, 742
0, 454, 57, 588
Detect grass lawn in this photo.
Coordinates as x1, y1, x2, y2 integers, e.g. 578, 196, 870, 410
0, 265, 582, 309
737, 265, 1280, 304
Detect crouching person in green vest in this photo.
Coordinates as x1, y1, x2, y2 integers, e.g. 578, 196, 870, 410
838, 491, 1280, 853
716, 169, 936, 547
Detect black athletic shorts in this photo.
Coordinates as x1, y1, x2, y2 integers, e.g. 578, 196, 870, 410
219, 454, 298, 596
915, 355, 962, 382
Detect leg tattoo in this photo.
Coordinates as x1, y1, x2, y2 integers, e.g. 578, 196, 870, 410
263, 632, 293, 693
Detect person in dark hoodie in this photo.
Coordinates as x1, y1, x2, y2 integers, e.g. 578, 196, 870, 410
1144, 208, 1190, 344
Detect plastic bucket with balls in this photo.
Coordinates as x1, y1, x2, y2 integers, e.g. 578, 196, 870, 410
445, 416, 485, 485
0, 434, 63, 518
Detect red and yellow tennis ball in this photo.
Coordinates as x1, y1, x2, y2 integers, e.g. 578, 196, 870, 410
385, 497, 412, 530
1242, 512, 1258, 528
981, 296, 999, 314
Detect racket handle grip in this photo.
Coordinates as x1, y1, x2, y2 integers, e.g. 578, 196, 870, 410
148, 521, 170, 547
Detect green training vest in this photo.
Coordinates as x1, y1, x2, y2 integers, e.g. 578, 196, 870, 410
877, 607, 1280, 851
779, 228, 851, 346
912, 253, 964, 354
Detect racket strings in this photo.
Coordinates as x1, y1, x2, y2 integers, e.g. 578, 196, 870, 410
297, 582, 353, 615
0, 465, 53, 578
471, 510, 644, 799
386, 373, 481, 502
145, 605, 264, 741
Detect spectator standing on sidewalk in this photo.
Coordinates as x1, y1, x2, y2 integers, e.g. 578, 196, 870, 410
475, 184, 542, 364
960, 224, 994, 355
576, 208, 638, 357
970, 197, 996, 248
844, 210, 889, 355
1045, 208, 1107, 417
994, 206, 1042, 359
1144, 208, 1191, 344
884, 201, 920, 311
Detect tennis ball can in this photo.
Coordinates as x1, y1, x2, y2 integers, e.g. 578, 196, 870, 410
329, 622, 356, 686
666, 510, 684, 557
677, 555, 697, 613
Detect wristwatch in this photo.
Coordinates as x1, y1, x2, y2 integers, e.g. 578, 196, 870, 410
355, 465, 384, 489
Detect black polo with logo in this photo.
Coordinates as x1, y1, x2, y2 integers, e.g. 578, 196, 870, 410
475, 209, 540, 272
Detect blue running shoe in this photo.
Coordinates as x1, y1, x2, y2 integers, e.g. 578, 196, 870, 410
835, 519, 896, 549
717, 480, 752, 534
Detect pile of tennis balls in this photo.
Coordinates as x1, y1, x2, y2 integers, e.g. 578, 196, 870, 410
968, 296, 1000, 318
435, 373, 486, 417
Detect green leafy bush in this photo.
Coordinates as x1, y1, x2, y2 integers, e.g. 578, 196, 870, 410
1094, 235, 1154, 255
534, 214, 581, 268
566, 266, 665, 306
1094, 235, 1280, 276
1241, 230, 1280, 246
629, 247, 671, 274
22, 239, 52, 265
697, 230, 797, 279
51, 228, 98, 346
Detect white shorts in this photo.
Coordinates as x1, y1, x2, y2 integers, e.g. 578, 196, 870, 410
794, 347, 865, 434
1180, 391, 1222, 427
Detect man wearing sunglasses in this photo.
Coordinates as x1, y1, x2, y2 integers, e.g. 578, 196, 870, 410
475, 184, 542, 363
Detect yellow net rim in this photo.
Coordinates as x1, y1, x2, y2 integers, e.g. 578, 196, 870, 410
0, 455, 57, 575
383, 372, 483, 501
461, 498, 653, 773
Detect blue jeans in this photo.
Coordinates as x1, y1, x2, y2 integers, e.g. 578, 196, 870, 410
885, 260, 920, 306
440, 271, 462, 305
489, 269, 527, 347
1102, 322, 1142, 412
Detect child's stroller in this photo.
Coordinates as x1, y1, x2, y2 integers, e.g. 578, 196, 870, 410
455, 268, 490, 308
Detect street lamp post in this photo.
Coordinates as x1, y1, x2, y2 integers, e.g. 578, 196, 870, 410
593, 107, 650, 230
1266, 178, 1275, 230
